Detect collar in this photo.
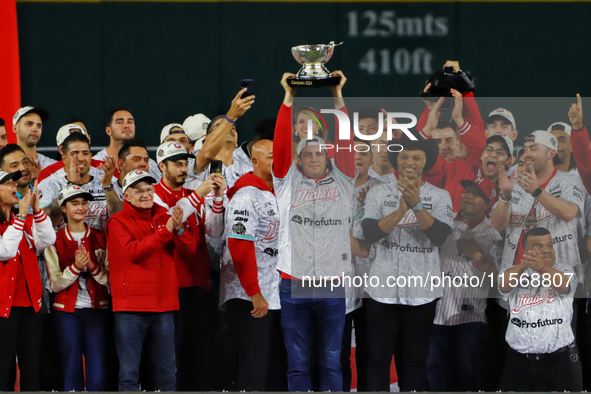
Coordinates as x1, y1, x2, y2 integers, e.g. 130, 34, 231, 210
455, 211, 485, 228
65, 174, 95, 186
16, 184, 34, 199
64, 223, 91, 241
539, 168, 558, 190
123, 200, 156, 221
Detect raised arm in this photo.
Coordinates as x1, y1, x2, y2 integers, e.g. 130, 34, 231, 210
491, 167, 515, 231
330, 71, 356, 179
194, 89, 255, 174
569, 94, 591, 194
273, 73, 298, 179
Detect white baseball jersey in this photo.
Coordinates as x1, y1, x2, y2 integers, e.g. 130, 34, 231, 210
496, 171, 585, 283
185, 148, 253, 271
273, 162, 355, 278
363, 180, 453, 305
93, 148, 162, 182
499, 263, 575, 354
368, 166, 396, 184
39, 167, 115, 231
434, 213, 502, 326
220, 185, 280, 310
37, 153, 57, 170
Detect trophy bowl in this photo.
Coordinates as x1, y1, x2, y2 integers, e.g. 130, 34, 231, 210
289, 41, 343, 87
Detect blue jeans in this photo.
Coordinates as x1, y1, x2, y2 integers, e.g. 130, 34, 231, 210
115, 311, 176, 391
427, 322, 487, 391
279, 278, 345, 392
52, 308, 109, 391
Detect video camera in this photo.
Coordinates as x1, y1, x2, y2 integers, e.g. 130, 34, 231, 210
421, 66, 476, 109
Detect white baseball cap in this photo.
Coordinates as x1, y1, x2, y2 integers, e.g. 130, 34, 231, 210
297, 136, 327, 156
156, 141, 195, 164
159, 123, 188, 144
121, 170, 157, 193
524, 130, 558, 151
486, 134, 514, 158
486, 108, 516, 129
547, 122, 572, 136
183, 114, 210, 142
0, 171, 22, 184
192, 136, 206, 152
13, 106, 49, 125
56, 124, 88, 147
58, 184, 94, 207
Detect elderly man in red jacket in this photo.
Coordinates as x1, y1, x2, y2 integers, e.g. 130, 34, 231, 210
106, 169, 195, 391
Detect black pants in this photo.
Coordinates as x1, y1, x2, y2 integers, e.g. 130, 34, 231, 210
225, 298, 276, 391
173, 286, 215, 391
366, 298, 437, 392
341, 303, 370, 391
480, 299, 509, 391
0, 307, 42, 391
500, 347, 574, 391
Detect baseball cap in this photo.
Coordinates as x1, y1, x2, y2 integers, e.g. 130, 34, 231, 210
13, 106, 49, 125
486, 134, 514, 158
121, 170, 157, 193
460, 177, 497, 202
486, 108, 516, 129
297, 136, 327, 156
0, 171, 22, 184
192, 136, 206, 153
56, 124, 88, 147
524, 130, 557, 151
156, 141, 195, 164
547, 122, 572, 136
159, 123, 188, 144
183, 114, 211, 142
57, 184, 94, 207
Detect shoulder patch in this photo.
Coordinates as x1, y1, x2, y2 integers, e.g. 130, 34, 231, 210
232, 223, 246, 235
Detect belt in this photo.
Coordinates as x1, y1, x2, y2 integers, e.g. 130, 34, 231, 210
514, 345, 570, 361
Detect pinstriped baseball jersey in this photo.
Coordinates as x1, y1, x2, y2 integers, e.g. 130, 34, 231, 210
499, 263, 576, 354
220, 186, 280, 310
495, 171, 585, 283
434, 214, 502, 326
362, 180, 453, 305
273, 162, 355, 278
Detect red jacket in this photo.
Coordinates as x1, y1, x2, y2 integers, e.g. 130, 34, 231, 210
154, 181, 218, 290
106, 200, 196, 312
0, 211, 55, 317
44, 225, 110, 312
571, 126, 591, 194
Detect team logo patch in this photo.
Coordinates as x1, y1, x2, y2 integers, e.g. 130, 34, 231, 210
232, 223, 246, 235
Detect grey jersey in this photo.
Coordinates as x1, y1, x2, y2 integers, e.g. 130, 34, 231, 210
220, 186, 280, 310
496, 171, 585, 282
368, 166, 396, 184
39, 167, 114, 231
274, 162, 355, 278
363, 181, 453, 305
93, 148, 161, 182
500, 263, 575, 354
37, 153, 57, 170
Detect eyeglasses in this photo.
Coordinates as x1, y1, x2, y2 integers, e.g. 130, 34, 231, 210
130, 187, 155, 197
484, 146, 507, 157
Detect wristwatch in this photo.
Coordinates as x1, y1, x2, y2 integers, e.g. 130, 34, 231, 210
531, 187, 543, 198
500, 193, 512, 203
102, 184, 114, 192
411, 202, 424, 211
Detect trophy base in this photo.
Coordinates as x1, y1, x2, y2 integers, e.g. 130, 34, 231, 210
287, 76, 341, 88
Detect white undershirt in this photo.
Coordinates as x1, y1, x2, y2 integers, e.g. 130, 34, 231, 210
70, 232, 93, 309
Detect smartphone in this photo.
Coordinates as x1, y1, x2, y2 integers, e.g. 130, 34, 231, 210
210, 160, 223, 175
240, 79, 255, 99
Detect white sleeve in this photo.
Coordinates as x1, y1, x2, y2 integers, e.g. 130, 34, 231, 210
0, 218, 25, 260
204, 201, 224, 238
32, 211, 57, 251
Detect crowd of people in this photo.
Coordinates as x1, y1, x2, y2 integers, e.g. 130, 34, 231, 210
0, 60, 590, 392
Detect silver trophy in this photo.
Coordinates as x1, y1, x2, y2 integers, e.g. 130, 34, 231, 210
289, 41, 343, 87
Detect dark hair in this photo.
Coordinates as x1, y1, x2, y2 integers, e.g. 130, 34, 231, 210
522, 227, 552, 250
105, 106, 134, 127
0, 144, 25, 168
118, 138, 148, 161
63, 133, 90, 154
253, 117, 276, 141
358, 106, 380, 121
517, 148, 525, 160
353, 137, 372, 150
0, 118, 4, 127
62, 117, 86, 128
206, 115, 227, 135
435, 120, 457, 134
0, 206, 18, 224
